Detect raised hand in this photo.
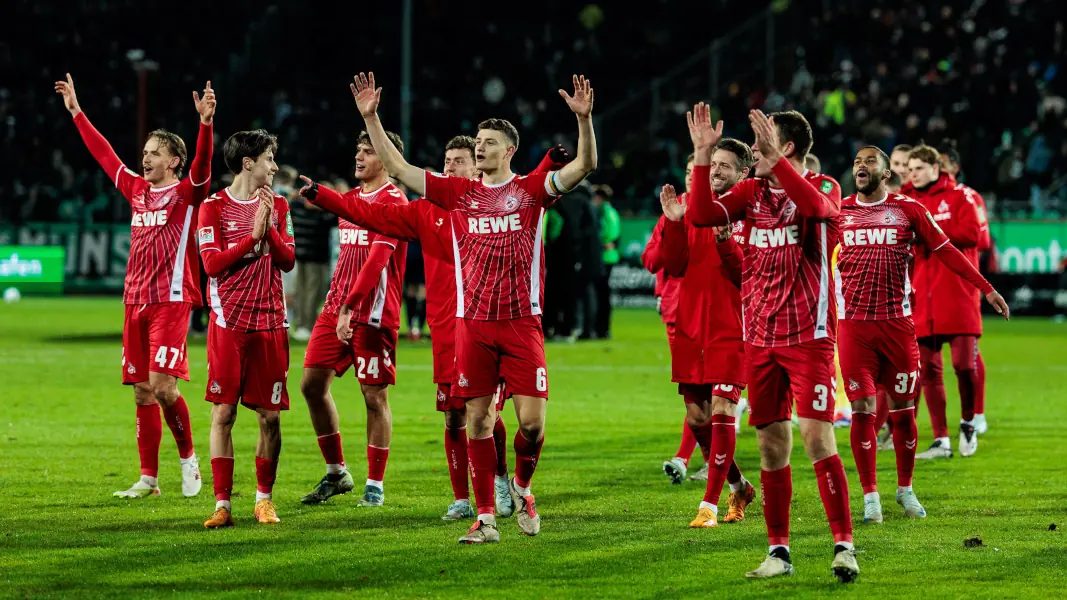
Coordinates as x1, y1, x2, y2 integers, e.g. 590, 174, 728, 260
350, 72, 382, 118
985, 291, 1011, 320
251, 186, 273, 241
193, 80, 216, 124
749, 110, 784, 163
54, 73, 81, 117
660, 184, 686, 222
297, 175, 319, 200
559, 75, 594, 118
687, 102, 723, 152
336, 306, 354, 344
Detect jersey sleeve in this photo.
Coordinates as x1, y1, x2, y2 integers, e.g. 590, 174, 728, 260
196, 198, 258, 277
771, 163, 842, 219
942, 190, 981, 248
344, 241, 396, 309
715, 235, 744, 288
523, 170, 564, 208
177, 121, 214, 205
72, 112, 144, 202
423, 172, 471, 210
641, 216, 667, 274
965, 188, 992, 251
687, 167, 753, 226
662, 219, 689, 278
911, 203, 950, 251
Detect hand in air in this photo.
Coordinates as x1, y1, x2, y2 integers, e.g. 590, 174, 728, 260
749, 109, 784, 164
659, 184, 686, 222
193, 80, 216, 124
687, 102, 723, 152
559, 75, 594, 118
54, 73, 81, 117
985, 291, 1010, 320
297, 175, 319, 200
351, 72, 382, 118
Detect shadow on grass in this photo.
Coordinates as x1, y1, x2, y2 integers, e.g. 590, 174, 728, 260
42, 332, 123, 344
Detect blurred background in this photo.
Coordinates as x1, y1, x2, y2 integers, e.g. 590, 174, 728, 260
3, 0, 1067, 331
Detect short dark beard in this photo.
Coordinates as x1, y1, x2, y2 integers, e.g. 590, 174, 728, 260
856, 178, 881, 196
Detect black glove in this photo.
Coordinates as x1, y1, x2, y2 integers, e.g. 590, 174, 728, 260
549, 143, 571, 164
300, 180, 319, 200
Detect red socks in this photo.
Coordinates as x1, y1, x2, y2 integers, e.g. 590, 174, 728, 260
161, 396, 195, 460
136, 404, 162, 477
889, 408, 918, 487
813, 455, 853, 544
956, 367, 978, 422
493, 415, 509, 476
316, 432, 346, 469
920, 344, 949, 438
675, 418, 698, 465
703, 414, 737, 505
760, 466, 792, 547
445, 427, 470, 501
468, 435, 497, 516
255, 456, 277, 495
513, 431, 544, 489
211, 456, 234, 502
367, 445, 389, 483
975, 350, 986, 415
850, 412, 878, 494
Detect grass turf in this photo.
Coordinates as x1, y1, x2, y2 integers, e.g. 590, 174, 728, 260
1, 298, 1065, 598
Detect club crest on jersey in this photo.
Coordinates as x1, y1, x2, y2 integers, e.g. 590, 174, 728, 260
458, 374, 469, 388
127, 363, 136, 375
435, 218, 444, 227
504, 195, 519, 211
781, 199, 797, 221
210, 381, 221, 394
849, 379, 860, 392
882, 212, 896, 225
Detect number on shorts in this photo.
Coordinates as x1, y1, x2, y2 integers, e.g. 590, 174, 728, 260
813, 384, 829, 411
536, 368, 548, 392
270, 382, 283, 405
357, 357, 380, 380
154, 346, 181, 369
894, 371, 919, 394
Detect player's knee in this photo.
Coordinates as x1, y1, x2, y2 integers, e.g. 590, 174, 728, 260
444, 408, 466, 431
921, 361, 943, 380
799, 424, 836, 462
711, 396, 735, 416
212, 404, 238, 428
258, 411, 281, 434
300, 376, 326, 403
851, 396, 876, 413
150, 381, 177, 406
133, 383, 155, 406
362, 386, 389, 413
518, 422, 543, 444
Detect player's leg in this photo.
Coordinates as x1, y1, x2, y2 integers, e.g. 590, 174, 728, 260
205, 402, 237, 528
115, 305, 163, 498
459, 393, 500, 543
492, 385, 515, 517
950, 335, 980, 457
887, 395, 924, 517
876, 320, 926, 517
788, 339, 858, 583
253, 408, 282, 524
353, 324, 398, 507
147, 303, 201, 496
875, 388, 894, 451
744, 347, 797, 579
838, 320, 881, 523
510, 394, 546, 536
917, 337, 952, 458
711, 387, 755, 524
973, 347, 988, 434
849, 395, 881, 524
300, 312, 354, 503
441, 395, 475, 521
671, 385, 711, 485
248, 329, 288, 523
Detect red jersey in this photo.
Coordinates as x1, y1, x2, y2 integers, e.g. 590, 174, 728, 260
321, 182, 408, 329
834, 192, 949, 321
642, 214, 681, 325
901, 173, 984, 337
960, 184, 991, 252
422, 170, 561, 321
197, 189, 295, 331
688, 160, 842, 348
72, 113, 212, 306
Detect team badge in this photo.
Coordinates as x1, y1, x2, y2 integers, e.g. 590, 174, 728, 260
210, 381, 221, 394
437, 389, 447, 403
849, 379, 860, 392
458, 374, 469, 388
127, 364, 136, 375
504, 195, 519, 211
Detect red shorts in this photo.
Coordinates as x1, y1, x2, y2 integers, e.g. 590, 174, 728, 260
436, 381, 509, 412
665, 322, 677, 347
206, 322, 290, 411
431, 333, 456, 385
453, 316, 547, 399
122, 302, 192, 384
303, 311, 397, 386
747, 338, 837, 428
678, 383, 744, 403
839, 318, 921, 402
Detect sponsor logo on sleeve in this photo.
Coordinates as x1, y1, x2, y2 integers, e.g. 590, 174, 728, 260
820, 180, 833, 194
198, 227, 215, 245
286, 212, 294, 236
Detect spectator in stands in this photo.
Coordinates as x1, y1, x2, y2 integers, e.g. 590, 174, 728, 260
592, 184, 620, 339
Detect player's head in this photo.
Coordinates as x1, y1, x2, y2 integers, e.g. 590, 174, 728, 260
475, 119, 519, 174
591, 184, 613, 207
937, 140, 962, 177
355, 130, 404, 182
444, 135, 477, 179
890, 144, 912, 180
223, 129, 279, 187
804, 153, 821, 173
852, 145, 891, 196
142, 130, 187, 185
887, 170, 903, 193
907, 144, 942, 188
753, 111, 813, 178
710, 138, 753, 194
684, 152, 695, 194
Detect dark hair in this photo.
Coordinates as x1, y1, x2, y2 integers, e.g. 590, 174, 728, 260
223, 129, 279, 174
860, 145, 891, 171
769, 110, 813, 159
908, 144, 941, 167
147, 130, 188, 178
887, 170, 903, 190
715, 138, 754, 169
357, 130, 405, 156
891, 144, 913, 155
937, 140, 961, 168
477, 118, 520, 148
445, 135, 476, 158
685, 152, 695, 165
591, 184, 614, 199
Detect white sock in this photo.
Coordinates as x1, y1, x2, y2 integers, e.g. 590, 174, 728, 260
514, 482, 531, 497
256, 491, 272, 502
863, 491, 880, 503
140, 475, 158, 488
180, 453, 197, 465
729, 476, 748, 493
961, 419, 974, 426
836, 541, 855, 552
935, 436, 950, 446
477, 513, 497, 526
216, 500, 232, 511
898, 485, 913, 495
326, 463, 346, 475
366, 479, 383, 490
698, 501, 719, 514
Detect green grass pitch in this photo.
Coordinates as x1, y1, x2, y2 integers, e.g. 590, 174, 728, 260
1, 298, 1065, 598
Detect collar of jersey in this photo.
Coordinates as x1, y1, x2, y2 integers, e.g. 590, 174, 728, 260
223, 187, 259, 204
855, 190, 888, 207
481, 174, 517, 188
147, 180, 180, 192
359, 182, 391, 197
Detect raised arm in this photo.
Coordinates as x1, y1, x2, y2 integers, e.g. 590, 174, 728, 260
184, 80, 216, 203
534, 144, 570, 174
659, 185, 689, 278
351, 72, 426, 195
299, 176, 422, 241
56, 74, 131, 198
684, 103, 749, 226
751, 109, 840, 219
553, 75, 598, 192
